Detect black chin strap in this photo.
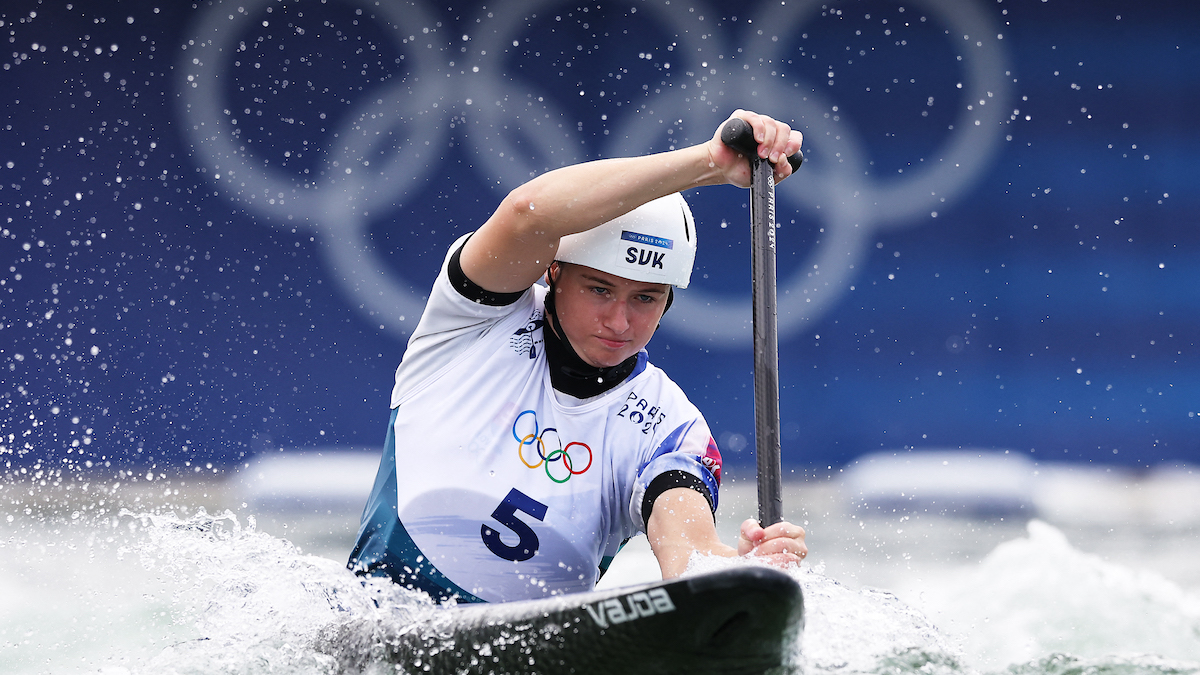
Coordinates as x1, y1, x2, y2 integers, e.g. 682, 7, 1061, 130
543, 268, 639, 399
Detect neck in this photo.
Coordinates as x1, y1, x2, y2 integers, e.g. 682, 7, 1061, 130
542, 291, 638, 399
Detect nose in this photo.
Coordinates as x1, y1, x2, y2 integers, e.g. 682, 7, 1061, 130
600, 298, 630, 334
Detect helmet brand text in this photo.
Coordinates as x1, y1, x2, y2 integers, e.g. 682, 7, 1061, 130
621, 231, 674, 249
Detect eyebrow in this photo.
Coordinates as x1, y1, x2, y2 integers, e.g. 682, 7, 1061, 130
579, 273, 667, 295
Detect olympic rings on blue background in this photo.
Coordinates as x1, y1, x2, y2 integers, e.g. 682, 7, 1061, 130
181, 0, 1012, 347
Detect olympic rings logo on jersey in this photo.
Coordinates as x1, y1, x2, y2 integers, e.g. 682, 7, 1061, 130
512, 410, 593, 484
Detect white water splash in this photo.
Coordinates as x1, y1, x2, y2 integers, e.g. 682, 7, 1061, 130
685, 554, 962, 675
913, 520, 1200, 671
113, 509, 437, 675
4, 480, 1200, 675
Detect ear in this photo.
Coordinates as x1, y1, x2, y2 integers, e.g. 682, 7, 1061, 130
545, 261, 562, 286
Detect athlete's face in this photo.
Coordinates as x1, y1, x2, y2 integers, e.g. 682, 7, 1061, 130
549, 263, 670, 368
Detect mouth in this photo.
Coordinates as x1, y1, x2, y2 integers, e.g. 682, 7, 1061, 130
595, 336, 630, 350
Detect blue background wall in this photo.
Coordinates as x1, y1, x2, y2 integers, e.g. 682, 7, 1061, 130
2, 0, 1197, 474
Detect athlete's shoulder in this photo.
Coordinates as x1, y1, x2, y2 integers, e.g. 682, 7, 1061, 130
626, 357, 701, 413
391, 244, 546, 407
596, 358, 705, 445
409, 237, 540, 341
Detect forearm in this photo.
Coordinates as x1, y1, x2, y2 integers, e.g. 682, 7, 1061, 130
496, 107, 799, 241
462, 142, 722, 293
501, 143, 723, 241
460, 110, 800, 293
647, 487, 736, 579
647, 487, 810, 579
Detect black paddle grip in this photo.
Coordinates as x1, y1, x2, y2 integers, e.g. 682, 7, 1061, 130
720, 117, 804, 172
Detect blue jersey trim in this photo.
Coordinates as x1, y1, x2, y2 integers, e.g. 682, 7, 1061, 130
347, 407, 485, 604
636, 419, 720, 513
629, 350, 649, 380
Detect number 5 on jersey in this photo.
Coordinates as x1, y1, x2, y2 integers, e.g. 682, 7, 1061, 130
481, 488, 548, 562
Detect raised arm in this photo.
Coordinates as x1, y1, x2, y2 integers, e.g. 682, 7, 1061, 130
459, 110, 803, 294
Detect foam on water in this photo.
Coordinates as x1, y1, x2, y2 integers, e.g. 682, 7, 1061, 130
111, 509, 440, 675
685, 554, 962, 675
3, 479, 1200, 675
911, 520, 1200, 670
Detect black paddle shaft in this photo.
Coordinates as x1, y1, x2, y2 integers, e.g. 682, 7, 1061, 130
720, 118, 802, 526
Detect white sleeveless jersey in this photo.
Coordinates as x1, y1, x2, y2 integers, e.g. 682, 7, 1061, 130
378, 238, 722, 603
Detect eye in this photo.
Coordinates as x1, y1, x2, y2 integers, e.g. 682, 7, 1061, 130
636, 294, 656, 304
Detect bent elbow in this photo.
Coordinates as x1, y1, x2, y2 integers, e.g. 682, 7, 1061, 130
497, 184, 560, 240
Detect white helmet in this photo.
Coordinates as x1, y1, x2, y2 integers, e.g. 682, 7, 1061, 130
554, 193, 697, 289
